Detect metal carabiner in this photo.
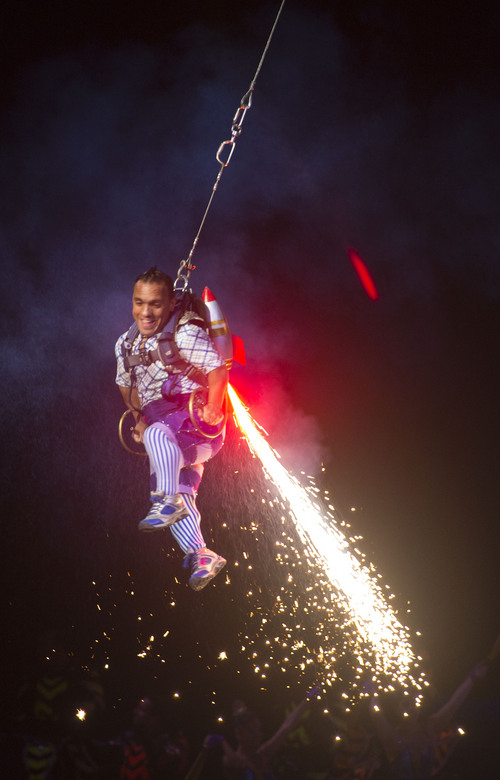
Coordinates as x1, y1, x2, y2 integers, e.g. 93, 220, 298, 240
174, 258, 197, 293
232, 102, 250, 135
216, 139, 236, 167
215, 99, 253, 167
174, 273, 190, 294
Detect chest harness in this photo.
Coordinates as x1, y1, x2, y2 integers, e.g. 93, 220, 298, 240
121, 306, 209, 398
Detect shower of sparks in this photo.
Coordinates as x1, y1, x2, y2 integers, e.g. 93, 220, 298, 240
86, 385, 428, 715
227, 384, 425, 699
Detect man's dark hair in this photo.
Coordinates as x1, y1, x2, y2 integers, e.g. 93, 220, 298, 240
134, 266, 174, 297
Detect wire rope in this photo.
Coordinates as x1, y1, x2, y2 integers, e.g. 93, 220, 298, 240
174, 0, 286, 292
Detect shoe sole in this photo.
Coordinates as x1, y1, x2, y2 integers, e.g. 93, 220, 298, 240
138, 509, 189, 532
189, 557, 227, 591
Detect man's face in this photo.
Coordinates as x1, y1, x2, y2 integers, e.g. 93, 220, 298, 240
132, 280, 175, 337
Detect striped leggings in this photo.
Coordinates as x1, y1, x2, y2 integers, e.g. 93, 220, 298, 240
143, 423, 213, 554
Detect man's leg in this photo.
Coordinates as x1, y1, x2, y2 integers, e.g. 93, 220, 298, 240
144, 423, 182, 494
144, 428, 226, 588
138, 424, 189, 532
171, 464, 226, 591
169, 493, 205, 553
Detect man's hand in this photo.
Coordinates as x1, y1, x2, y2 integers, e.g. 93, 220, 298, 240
204, 365, 227, 426
131, 418, 148, 443
199, 402, 224, 427
469, 660, 489, 682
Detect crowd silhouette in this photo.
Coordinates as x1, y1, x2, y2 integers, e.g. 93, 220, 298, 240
4, 630, 499, 779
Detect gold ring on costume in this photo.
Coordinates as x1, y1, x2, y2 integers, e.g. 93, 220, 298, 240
118, 409, 147, 456
188, 387, 227, 439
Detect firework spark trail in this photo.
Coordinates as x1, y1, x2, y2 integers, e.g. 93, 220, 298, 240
228, 384, 424, 693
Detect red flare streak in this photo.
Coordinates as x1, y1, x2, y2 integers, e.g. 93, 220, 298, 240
348, 248, 379, 300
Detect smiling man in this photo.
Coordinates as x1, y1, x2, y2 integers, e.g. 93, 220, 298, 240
115, 266, 228, 590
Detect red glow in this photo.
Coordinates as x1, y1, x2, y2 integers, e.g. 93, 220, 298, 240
232, 333, 246, 365
348, 248, 380, 300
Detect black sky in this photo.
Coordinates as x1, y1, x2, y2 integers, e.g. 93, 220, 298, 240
2, 0, 499, 767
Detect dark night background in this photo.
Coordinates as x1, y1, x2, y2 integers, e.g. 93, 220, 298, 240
1, 0, 499, 776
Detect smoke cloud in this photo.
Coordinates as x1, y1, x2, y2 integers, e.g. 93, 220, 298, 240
1, 4, 499, 682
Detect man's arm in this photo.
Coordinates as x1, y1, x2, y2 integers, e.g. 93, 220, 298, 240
199, 365, 228, 426
429, 631, 499, 731
429, 659, 490, 731
368, 696, 402, 764
199, 735, 247, 779
259, 690, 315, 760
176, 324, 228, 426
118, 384, 140, 412
118, 385, 147, 443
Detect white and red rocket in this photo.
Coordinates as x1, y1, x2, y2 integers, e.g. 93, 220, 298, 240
201, 286, 246, 369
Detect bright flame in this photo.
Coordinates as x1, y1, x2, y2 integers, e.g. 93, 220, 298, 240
228, 384, 423, 694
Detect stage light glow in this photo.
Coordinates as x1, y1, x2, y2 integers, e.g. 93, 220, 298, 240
348, 247, 380, 300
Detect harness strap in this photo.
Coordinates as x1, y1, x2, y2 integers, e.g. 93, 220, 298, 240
121, 307, 209, 390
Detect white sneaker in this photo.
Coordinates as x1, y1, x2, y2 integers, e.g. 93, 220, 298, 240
138, 493, 189, 532
185, 547, 227, 591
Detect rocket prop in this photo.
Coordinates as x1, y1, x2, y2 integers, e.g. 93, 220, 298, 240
187, 287, 245, 439
201, 287, 246, 368
201, 287, 233, 368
